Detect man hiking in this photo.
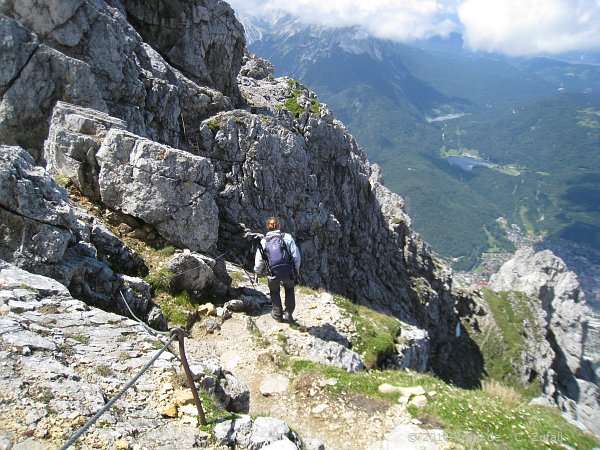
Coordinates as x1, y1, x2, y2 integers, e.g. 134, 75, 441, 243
254, 216, 301, 323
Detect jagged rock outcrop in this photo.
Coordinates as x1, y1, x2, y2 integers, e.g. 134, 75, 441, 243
214, 415, 303, 449
0, 262, 251, 449
1, 0, 481, 387
166, 251, 231, 299
0, 0, 242, 162
0, 145, 167, 327
489, 247, 599, 435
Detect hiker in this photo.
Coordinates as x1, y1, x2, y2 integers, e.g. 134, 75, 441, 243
254, 216, 301, 323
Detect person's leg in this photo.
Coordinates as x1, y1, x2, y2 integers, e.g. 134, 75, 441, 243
282, 277, 295, 320
268, 277, 283, 321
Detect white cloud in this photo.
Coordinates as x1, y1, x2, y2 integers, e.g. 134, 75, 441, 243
458, 0, 600, 56
227, 0, 459, 41
227, 0, 600, 56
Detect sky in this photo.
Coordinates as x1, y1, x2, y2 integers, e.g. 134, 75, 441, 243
226, 0, 600, 57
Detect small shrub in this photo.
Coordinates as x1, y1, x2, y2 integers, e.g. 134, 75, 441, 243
144, 267, 176, 294
156, 245, 176, 257
310, 98, 321, 115
96, 364, 113, 377
53, 174, 71, 187
284, 94, 304, 118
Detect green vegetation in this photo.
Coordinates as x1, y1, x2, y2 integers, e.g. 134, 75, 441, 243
282, 79, 321, 117
577, 107, 600, 128
154, 244, 176, 257
258, 35, 600, 270
470, 289, 542, 398
247, 317, 270, 348
71, 334, 90, 345
17, 284, 37, 292
288, 361, 597, 449
284, 93, 305, 117
53, 174, 71, 187
333, 295, 402, 368
143, 267, 204, 328
156, 291, 198, 328
483, 221, 515, 254
145, 267, 176, 293
95, 364, 113, 377
206, 117, 220, 134
229, 270, 245, 284
197, 392, 239, 433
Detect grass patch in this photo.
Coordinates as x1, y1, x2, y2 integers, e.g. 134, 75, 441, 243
289, 361, 598, 449
197, 391, 239, 433
144, 267, 176, 293
156, 291, 199, 328
71, 334, 90, 345
284, 93, 305, 118
95, 364, 113, 377
206, 117, 220, 134
229, 270, 245, 285
332, 295, 402, 369
518, 206, 536, 236
473, 289, 542, 399
282, 79, 321, 118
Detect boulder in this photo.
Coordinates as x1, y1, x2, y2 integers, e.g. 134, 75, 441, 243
0, 145, 160, 325
166, 252, 231, 299
96, 129, 219, 253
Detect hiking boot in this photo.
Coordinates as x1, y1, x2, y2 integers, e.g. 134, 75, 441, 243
283, 312, 294, 323
271, 311, 283, 322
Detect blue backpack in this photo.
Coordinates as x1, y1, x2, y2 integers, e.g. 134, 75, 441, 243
265, 233, 294, 279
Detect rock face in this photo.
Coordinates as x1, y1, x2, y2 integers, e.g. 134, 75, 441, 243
0, 262, 249, 449
489, 247, 599, 435
1, 0, 475, 385
4, 0, 478, 409
0, 145, 166, 327
0, 0, 242, 162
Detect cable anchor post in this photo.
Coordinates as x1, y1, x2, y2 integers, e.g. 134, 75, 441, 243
170, 327, 207, 425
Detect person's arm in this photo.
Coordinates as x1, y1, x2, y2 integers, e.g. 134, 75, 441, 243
287, 236, 301, 272
254, 239, 266, 274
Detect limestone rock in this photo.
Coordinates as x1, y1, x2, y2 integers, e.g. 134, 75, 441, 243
120, 0, 245, 100
489, 247, 599, 435
0, 145, 161, 325
0, 265, 201, 449
1, 0, 237, 161
166, 252, 231, 299
240, 51, 275, 80
96, 129, 219, 252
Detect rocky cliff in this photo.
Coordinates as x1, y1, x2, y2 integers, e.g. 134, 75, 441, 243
0, 0, 598, 447
0, 0, 477, 384
488, 248, 599, 435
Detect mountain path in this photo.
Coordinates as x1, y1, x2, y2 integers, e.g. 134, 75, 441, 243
185, 266, 450, 450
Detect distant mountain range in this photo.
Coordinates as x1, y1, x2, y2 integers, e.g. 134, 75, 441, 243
240, 13, 600, 270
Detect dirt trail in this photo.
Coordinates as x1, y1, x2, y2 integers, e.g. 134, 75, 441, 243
185, 268, 416, 450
